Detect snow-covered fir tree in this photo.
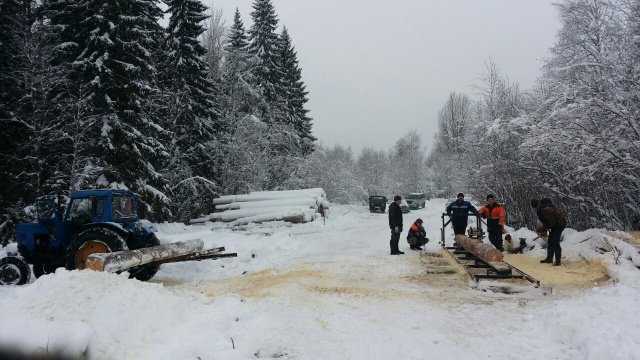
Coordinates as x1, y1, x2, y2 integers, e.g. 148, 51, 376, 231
43, 0, 169, 217
248, 0, 284, 114
278, 26, 315, 155
160, 0, 222, 221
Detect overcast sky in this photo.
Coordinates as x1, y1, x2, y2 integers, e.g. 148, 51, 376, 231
206, 0, 561, 154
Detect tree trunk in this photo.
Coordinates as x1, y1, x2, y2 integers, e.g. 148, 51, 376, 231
454, 235, 503, 262
85, 239, 205, 273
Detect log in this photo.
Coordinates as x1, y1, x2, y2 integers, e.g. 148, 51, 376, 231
215, 197, 319, 211
85, 239, 205, 273
454, 235, 503, 262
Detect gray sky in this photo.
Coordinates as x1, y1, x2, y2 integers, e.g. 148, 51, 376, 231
207, 0, 561, 154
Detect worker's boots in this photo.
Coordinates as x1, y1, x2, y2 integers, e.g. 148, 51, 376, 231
540, 248, 553, 263
553, 248, 562, 266
390, 241, 404, 255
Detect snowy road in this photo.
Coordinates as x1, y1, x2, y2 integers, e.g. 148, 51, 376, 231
2, 199, 640, 359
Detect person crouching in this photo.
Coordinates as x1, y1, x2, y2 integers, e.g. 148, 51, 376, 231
407, 218, 429, 250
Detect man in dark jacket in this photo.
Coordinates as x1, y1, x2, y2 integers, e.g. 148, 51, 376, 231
446, 193, 478, 235
388, 195, 404, 255
531, 198, 567, 266
477, 194, 506, 251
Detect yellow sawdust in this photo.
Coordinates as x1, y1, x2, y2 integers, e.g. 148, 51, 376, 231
503, 254, 610, 288
605, 231, 640, 248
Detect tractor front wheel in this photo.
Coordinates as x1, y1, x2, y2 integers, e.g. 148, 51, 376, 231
65, 227, 127, 271
0, 256, 31, 285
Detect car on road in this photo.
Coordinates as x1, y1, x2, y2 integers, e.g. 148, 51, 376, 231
400, 199, 410, 213
368, 195, 387, 213
405, 193, 426, 209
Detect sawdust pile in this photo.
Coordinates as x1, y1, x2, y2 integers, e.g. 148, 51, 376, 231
503, 254, 610, 288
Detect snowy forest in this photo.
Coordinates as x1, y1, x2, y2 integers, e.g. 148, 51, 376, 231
2, 0, 640, 244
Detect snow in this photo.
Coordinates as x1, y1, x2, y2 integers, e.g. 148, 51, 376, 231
2, 199, 640, 359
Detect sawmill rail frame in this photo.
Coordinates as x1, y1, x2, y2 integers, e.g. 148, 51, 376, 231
445, 245, 540, 288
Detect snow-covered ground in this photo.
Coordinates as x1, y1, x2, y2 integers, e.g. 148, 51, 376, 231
2, 199, 640, 359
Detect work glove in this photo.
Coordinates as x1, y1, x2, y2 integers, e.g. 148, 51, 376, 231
425, 238, 430, 244
394, 226, 400, 234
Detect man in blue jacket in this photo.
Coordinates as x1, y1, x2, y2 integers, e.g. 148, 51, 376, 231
446, 193, 478, 235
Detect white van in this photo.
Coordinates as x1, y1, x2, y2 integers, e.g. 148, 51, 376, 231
405, 193, 426, 209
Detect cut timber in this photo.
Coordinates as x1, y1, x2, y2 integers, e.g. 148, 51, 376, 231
454, 235, 503, 262
212, 188, 326, 205
215, 198, 318, 211
488, 261, 511, 272
85, 239, 205, 273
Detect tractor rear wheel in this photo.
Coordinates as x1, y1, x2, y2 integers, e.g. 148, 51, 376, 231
65, 227, 127, 271
128, 234, 161, 282
0, 256, 31, 285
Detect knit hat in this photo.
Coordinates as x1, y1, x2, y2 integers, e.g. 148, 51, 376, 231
457, 193, 464, 198
415, 218, 423, 224
486, 194, 495, 200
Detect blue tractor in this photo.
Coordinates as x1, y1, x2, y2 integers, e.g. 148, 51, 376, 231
0, 189, 161, 285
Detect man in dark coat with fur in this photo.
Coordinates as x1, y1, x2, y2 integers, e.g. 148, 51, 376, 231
531, 198, 567, 266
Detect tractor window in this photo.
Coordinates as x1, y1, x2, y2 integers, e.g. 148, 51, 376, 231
37, 201, 55, 219
66, 198, 92, 225
112, 195, 135, 220
94, 198, 104, 217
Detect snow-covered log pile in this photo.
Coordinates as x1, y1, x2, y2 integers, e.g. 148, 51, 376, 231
191, 188, 329, 225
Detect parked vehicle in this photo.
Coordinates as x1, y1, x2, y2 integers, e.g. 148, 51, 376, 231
368, 195, 387, 213
400, 199, 411, 213
0, 189, 235, 286
405, 193, 426, 209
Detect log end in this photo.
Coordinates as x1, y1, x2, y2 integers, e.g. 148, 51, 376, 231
85, 256, 105, 272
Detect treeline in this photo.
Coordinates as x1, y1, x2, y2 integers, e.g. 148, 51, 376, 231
428, 0, 640, 231
0, 0, 314, 241
289, 0, 640, 232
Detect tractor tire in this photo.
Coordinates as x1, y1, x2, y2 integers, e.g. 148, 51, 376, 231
66, 227, 127, 271
0, 256, 31, 285
32, 263, 58, 278
127, 234, 161, 282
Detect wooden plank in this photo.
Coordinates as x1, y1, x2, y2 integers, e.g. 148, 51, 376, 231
488, 261, 511, 272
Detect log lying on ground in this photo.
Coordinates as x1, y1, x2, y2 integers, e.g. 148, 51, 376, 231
215, 197, 319, 211
229, 209, 316, 226
454, 235, 503, 262
85, 239, 204, 273
192, 206, 314, 223
212, 188, 326, 205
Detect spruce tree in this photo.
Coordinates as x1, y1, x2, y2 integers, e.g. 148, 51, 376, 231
278, 27, 315, 154
0, 0, 30, 242
248, 0, 283, 111
160, 0, 221, 221
44, 0, 168, 217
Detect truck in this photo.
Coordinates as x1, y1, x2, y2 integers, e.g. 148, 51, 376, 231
0, 189, 235, 286
368, 195, 387, 213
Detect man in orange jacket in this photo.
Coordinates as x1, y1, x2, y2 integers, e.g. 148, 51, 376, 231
477, 194, 506, 251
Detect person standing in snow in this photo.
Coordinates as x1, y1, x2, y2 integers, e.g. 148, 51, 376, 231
477, 194, 506, 251
388, 195, 404, 255
531, 198, 567, 266
407, 218, 429, 250
446, 193, 477, 235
